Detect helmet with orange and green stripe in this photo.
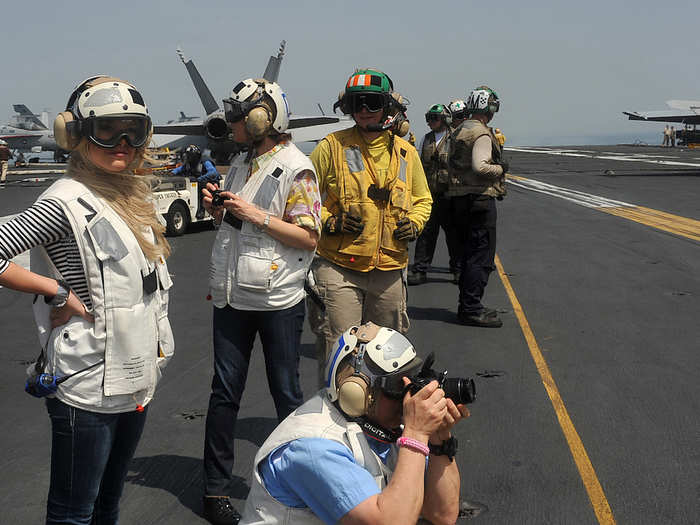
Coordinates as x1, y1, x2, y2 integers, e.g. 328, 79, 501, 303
337, 68, 394, 115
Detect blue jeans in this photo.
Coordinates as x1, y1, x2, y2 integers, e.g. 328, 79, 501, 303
203, 301, 305, 496
45, 397, 148, 525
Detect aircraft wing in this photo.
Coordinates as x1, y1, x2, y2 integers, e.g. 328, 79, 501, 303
154, 121, 206, 136
287, 116, 353, 143
12, 104, 48, 130
623, 110, 700, 124
154, 115, 352, 142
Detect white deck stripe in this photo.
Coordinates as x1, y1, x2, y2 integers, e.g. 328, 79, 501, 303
507, 177, 636, 209
505, 147, 700, 168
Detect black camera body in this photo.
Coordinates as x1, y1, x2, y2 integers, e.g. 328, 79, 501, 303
407, 352, 476, 405
211, 189, 226, 207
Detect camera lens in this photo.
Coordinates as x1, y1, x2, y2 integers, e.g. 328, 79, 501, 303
442, 377, 476, 404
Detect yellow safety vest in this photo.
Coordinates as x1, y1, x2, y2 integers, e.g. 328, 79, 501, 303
317, 127, 416, 271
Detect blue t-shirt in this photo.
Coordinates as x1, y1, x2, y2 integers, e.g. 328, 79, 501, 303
259, 437, 393, 525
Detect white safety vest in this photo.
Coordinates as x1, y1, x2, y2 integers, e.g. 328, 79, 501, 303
30, 178, 174, 413
209, 143, 316, 310
240, 392, 396, 525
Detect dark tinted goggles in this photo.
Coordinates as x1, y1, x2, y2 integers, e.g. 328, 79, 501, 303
348, 92, 385, 113
85, 116, 150, 148
426, 114, 442, 123
223, 95, 263, 123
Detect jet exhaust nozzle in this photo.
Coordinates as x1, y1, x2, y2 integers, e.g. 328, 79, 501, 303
205, 115, 230, 141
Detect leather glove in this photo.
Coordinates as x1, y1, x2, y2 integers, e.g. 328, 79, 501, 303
324, 212, 365, 235
498, 160, 510, 175
393, 218, 418, 241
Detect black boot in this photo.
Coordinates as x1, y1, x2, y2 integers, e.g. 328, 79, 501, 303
457, 310, 503, 328
203, 496, 241, 525
407, 270, 427, 286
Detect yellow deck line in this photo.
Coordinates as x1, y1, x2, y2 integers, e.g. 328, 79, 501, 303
507, 174, 700, 242
602, 206, 700, 241
495, 255, 616, 524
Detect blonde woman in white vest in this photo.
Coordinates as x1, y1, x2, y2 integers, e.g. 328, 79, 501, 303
201, 78, 321, 525
0, 76, 173, 524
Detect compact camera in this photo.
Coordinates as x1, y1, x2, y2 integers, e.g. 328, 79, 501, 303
25, 372, 60, 398
211, 189, 227, 207
406, 352, 476, 405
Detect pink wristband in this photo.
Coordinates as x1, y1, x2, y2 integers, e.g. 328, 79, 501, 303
396, 436, 430, 456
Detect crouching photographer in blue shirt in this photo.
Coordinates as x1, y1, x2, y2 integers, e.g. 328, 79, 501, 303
239, 321, 472, 525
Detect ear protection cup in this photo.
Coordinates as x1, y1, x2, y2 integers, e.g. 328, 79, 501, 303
337, 374, 371, 417
53, 76, 135, 151
395, 119, 410, 137
245, 105, 272, 141
54, 111, 81, 151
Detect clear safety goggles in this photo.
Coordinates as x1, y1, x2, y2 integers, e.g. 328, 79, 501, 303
84, 115, 151, 148
223, 95, 264, 123
348, 92, 386, 113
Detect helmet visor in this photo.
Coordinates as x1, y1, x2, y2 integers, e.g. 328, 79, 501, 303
348, 92, 385, 113
86, 116, 150, 148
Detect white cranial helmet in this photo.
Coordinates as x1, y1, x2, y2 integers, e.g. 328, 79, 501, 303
73, 78, 149, 120
465, 86, 500, 115
225, 78, 290, 134
325, 322, 423, 418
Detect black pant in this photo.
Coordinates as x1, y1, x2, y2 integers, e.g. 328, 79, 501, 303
450, 195, 497, 315
413, 196, 463, 273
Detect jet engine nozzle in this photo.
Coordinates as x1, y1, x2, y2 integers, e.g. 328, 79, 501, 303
205, 114, 230, 141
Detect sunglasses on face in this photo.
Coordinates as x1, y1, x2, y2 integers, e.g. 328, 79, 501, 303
85, 116, 150, 148
426, 115, 442, 123
348, 92, 385, 113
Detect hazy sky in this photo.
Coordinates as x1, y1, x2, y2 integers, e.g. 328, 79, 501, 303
2, 0, 699, 146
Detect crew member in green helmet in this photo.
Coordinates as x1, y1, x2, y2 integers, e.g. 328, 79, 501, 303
307, 68, 432, 385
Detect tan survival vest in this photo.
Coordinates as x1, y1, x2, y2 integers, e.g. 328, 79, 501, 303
447, 120, 506, 198
420, 130, 450, 195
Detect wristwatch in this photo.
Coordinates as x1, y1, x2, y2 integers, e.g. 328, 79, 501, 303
45, 279, 71, 308
429, 436, 458, 461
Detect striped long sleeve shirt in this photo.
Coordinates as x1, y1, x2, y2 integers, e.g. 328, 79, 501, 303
0, 199, 92, 308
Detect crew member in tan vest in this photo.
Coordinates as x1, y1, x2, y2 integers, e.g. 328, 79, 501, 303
408, 103, 463, 285
0, 140, 12, 184
448, 86, 508, 327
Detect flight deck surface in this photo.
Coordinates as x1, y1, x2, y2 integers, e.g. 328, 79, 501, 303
1, 144, 698, 524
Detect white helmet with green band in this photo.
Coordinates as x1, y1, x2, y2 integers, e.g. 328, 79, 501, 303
466, 86, 500, 115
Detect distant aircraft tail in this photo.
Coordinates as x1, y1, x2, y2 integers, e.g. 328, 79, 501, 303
176, 48, 220, 115
12, 104, 48, 130
262, 41, 286, 83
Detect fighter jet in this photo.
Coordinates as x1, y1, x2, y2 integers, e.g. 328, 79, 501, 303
623, 100, 700, 125
153, 41, 351, 161
166, 111, 199, 124
0, 105, 66, 160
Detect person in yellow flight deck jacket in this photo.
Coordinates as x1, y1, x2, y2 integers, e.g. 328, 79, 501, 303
308, 68, 432, 386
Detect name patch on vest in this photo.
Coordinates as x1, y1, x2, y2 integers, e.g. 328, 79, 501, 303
345, 147, 365, 173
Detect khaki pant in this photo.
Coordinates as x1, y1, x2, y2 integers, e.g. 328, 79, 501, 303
0, 160, 8, 183
307, 257, 409, 387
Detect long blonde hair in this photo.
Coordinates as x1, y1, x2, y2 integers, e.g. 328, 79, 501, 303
67, 139, 171, 261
